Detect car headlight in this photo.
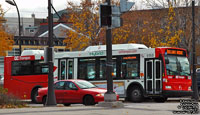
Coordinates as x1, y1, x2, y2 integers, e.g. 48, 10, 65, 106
96, 93, 104, 97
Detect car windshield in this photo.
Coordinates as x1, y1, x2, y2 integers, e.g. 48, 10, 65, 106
75, 80, 96, 89
165, 56, 190, 76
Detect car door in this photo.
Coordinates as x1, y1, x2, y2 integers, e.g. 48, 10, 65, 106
63, 81, 81, 103
54, 81, 66, 103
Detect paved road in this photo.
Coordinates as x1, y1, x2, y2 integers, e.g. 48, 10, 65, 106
0, 98, 199, 115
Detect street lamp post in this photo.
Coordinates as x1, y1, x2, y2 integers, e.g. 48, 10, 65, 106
45, 0, 57, 106
5, 0, 22, 55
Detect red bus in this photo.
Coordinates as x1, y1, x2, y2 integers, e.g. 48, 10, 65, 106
3, 50, 51, 103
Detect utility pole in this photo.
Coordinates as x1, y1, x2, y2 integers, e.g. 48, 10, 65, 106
45, 0, 57, 106
191, 0, 199, 101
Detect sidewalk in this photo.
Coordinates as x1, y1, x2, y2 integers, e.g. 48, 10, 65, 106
0, 102, 183, 115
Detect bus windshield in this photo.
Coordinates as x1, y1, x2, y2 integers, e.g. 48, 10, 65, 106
165, 56, 190, 76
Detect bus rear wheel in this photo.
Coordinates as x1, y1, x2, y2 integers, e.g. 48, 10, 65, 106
129, 86, 144, 102
31, 88, 39, 103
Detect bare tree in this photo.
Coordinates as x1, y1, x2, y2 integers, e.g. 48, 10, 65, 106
142, 0, 199, 8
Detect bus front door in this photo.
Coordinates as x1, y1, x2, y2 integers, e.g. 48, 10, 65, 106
66, 59, 73, 79
59, 59, 73, 80
145, 59, 162, 95
60, 59, 66, 80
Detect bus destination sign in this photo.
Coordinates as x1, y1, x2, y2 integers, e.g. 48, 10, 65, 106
166, 49, 186, 56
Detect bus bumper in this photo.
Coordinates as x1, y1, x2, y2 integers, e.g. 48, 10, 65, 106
162, 90, 193, 97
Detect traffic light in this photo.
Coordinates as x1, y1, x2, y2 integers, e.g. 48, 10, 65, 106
99, 4, 112, 27
99, 0, 135, 28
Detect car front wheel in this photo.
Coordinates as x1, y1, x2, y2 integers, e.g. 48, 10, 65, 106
83, 95, 95, 106
42, 96, 47, 106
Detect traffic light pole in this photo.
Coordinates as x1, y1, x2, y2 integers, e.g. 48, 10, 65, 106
104, 0, 116, 102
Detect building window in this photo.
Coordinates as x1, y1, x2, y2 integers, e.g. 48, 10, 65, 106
8, 48, 20, 56
25, 40, 29, 45
29, 29, 35, 33
30, 40, 34, 45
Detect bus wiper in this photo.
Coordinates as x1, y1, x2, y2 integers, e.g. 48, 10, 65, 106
166, 68, 178, 75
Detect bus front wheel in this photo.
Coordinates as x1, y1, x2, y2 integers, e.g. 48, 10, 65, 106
129, 86, 144, 102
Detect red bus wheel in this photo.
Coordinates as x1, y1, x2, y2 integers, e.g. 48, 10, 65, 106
31, 88, 39, 103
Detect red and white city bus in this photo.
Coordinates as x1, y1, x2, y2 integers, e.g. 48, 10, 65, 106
3, 50, 57, 103
54, 44, 192, 102
4, 44, 192, 103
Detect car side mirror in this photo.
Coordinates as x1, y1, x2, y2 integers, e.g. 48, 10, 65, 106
71, 87, 78, 90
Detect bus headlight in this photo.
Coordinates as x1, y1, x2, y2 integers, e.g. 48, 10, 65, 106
165, 86, 171, 89
188, 86, 192, 91
96, 93, 104, 97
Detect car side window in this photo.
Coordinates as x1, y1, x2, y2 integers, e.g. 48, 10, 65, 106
65, 81, 77, 90
54, 81, 65, 90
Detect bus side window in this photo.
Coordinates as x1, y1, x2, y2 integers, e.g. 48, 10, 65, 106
87, 63, 95, 80
122, 56, 139, 79
41, 65, 49, 74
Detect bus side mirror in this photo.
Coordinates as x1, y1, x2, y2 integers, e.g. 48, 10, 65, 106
165, 59, 169, 64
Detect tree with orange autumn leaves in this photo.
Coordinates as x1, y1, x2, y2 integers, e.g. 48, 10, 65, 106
0, 5, 13, 56
63, 0, 101, 50
64, 0, 183, 50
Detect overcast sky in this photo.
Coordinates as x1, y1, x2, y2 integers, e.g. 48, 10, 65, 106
0, 0, 142, 19
0, 0, 81, 18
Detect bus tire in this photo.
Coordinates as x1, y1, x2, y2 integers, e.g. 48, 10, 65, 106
129, 86, 144, 102
83, 95, 95, 106
31, 88, 39, 104
154, 97, 167, 103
